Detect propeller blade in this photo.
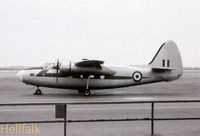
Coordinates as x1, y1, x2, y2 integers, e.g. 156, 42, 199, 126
56, 69, 58, 84
56, 59, 60, 84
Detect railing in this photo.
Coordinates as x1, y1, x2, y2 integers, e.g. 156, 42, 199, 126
1, 100, 200, 136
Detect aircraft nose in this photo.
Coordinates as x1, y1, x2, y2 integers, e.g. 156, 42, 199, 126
17, 70, 25, 81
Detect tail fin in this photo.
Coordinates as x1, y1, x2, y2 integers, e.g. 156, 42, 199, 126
149, 40, 183, 74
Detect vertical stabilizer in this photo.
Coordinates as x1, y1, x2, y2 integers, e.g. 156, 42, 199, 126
149, 40, 183, 75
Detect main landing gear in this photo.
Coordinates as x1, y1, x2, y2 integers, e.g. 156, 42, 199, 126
34, 87, 43, 95
78, 89, 91, 96
77, 75, 92, 96
83, 90, 91, 96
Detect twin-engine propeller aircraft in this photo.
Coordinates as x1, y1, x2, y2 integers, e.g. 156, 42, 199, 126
17, 40, 183, 96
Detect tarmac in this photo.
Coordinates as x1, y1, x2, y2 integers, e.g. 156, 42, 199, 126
0, 70, 200, 136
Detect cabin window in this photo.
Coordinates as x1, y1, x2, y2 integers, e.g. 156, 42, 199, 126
30, 73, 34, 76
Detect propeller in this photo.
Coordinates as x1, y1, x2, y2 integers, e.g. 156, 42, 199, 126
53, 59, 60, 84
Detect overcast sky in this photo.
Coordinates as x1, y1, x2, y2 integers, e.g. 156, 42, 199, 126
0, 0, 199, 67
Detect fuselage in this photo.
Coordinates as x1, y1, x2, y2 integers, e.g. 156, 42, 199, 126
17, 64, 182, 90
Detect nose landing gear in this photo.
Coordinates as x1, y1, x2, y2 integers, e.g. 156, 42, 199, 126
77, 75, 92, 96
34, 87, 43, 95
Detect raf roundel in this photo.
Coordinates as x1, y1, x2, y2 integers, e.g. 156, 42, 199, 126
132, 71, 143, 82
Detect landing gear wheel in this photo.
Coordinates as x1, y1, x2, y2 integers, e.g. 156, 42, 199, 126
83, 90, 91, 96
34, 89, 43, 95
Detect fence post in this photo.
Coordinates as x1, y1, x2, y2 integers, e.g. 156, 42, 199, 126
64, 104, 67, 136
151, 102, 154, 136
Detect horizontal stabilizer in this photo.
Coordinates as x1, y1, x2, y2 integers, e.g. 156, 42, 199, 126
152, 67, 176, 70
152, 67, 175, 72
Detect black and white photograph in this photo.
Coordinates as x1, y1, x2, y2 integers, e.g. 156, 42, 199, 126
0, 0, 200, 135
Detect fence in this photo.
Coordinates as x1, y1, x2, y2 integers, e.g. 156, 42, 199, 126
1, 100, 200, 136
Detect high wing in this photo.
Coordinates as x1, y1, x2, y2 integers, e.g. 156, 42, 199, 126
75, 60, 104, 68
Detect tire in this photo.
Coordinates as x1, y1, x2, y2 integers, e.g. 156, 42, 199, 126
132, 71, 142, 82
84, 90, 91, 96
36, 89, 42, 95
